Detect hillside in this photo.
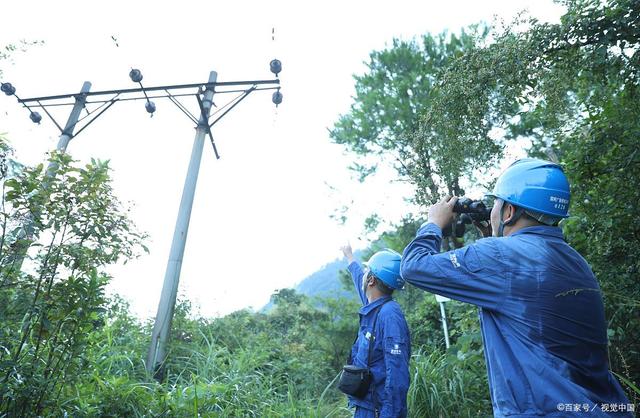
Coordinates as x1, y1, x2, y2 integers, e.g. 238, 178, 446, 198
294, 254, 361, 299
262, 251, 364, 311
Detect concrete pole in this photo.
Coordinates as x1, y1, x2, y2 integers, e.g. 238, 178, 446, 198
44, 81, 92, 176
7, 81, 91, 272
57, 82, 92, 152
146, 71, 217, 377
439, 301, 450, 349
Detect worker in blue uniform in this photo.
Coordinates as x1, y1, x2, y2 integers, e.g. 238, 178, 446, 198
340, 244, 411, 418
401, 159, 632, 417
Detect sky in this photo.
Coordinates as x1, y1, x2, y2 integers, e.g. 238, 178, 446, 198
0, 0, 564, 319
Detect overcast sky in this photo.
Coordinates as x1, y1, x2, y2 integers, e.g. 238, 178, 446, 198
0, 0, 563, 318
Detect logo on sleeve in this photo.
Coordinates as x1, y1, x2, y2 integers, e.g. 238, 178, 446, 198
449, 252, 461, 268
390, 344, 402, 355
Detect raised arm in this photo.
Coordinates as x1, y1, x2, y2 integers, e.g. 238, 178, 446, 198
341, 243, 367, 305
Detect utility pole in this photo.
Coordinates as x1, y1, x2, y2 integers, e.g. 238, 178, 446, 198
435, 294, 451, 349
146, 71, 217, 378
3, 81, 92, 272
54, 82, 92, 153
3, 61, 282, 378
44, 81, 92, 179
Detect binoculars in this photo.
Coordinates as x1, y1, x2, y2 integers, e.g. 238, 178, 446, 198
453, 197, 491, 222
443, 197, 492, 238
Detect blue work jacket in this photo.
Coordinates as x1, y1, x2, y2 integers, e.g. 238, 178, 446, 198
401, 223, 632, 417
347, 261, 411, 418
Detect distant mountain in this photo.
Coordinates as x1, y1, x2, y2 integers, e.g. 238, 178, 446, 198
262, 251, 363, 311
295, 258, 356, 300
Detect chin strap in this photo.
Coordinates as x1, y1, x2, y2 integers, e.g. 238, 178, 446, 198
497, 204, 525, 237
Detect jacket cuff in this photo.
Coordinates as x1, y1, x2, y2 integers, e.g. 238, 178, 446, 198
418, 221, 443, 237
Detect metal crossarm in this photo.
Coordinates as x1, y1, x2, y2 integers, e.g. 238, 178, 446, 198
17, 79, 280, 103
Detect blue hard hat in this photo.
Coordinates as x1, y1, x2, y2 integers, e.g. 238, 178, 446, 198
487, 158, 570, 218
366, 249, 404, 290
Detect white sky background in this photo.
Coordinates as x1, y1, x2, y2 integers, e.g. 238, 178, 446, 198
0, 0, 563, 319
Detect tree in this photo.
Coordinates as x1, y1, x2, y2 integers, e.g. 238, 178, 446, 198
0, 147, 147, 416
330, 27, 490, 202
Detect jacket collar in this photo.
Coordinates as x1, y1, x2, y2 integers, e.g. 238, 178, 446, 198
359, 295, 392, 315
510, 225, 564, 240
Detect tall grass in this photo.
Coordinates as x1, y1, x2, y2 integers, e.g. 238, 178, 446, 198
407, 349, 492, 418
28, 298, 492, 417
57, 325, 349, 417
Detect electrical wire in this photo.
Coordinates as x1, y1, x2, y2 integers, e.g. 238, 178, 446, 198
22, 87, 279, 108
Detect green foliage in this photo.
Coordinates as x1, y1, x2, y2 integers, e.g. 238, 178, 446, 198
58, 295, 352, 417
330, 27, 489, 200
0, 148, 147, 416
55, 288, 485, 417
408, 349, 491, 417
560, 85, 640, 400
